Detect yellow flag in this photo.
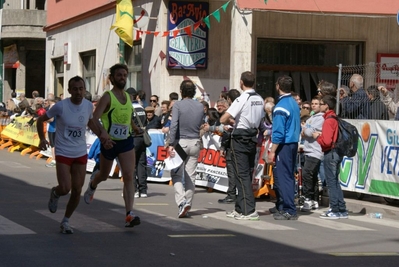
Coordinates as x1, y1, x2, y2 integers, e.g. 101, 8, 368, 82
110, 0, 134, 47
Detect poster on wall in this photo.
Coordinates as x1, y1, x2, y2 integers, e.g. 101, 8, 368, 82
377, 53, 399, 89
167, 1, 209, 69
4, 44, 20, 68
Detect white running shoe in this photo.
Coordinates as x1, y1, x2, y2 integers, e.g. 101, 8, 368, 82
83, 182, 96, 204
226, 210, 241, 218
300, 199, 312, 212
235, 211, 260, 221
60, 221, 74, 234
312, 200, 319, 210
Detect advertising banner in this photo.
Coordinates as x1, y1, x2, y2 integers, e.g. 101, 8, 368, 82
2, 117, 39, 146
167, 1, 209, 69
85, 129, 171, 182
342, 119, 399, 199
195, 133, 228, 192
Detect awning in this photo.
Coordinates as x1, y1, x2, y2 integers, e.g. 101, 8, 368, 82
236, 0, 397, 16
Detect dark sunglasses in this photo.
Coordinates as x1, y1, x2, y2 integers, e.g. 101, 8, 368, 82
150, 99, 157, 102
302, 106, 310, 110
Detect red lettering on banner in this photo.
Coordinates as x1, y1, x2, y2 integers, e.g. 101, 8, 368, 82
157, 146, 168, 161
198, 148, 226, 168
170, 3, 208, 24
198, 148, 207, 163
203, 149, 216, 165
217, 154, 226, 168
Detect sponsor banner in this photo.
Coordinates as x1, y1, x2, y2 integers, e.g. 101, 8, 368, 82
342, 119, 399, 199
195, 133, 228, 192
85, 129, 171, 182
145, 129, 171, 182
2, 117, 39, 146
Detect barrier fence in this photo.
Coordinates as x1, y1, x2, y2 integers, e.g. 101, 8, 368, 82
338, 61, 399, 119
1, 115, 399, 200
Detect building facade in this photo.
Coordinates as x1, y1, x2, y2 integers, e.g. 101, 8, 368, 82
44, 0, 399, 103
0, 0, 46, 102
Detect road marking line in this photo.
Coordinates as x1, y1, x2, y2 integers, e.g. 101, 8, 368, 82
112, 208, 210, 231
168, 234, 235, 238
36, 210, 122, 233
206, 212, 297, 231
330, 252, 399, 257
0, 161, 30, 168
298, 215, 374, 231
135, 203, 169, 206
346, 215, 399, 229
0, 215, 35, 235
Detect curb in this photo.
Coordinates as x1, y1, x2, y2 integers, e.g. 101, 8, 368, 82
321, 192, 399, 220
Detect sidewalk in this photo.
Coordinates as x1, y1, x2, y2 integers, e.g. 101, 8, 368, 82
321, 191, 399, 220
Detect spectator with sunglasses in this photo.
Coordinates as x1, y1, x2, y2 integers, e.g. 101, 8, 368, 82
150, 95, 162, 117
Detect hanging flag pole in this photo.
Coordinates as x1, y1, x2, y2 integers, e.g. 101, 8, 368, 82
110, 0, 134, 47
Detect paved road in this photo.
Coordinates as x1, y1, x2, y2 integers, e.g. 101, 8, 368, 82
1, 149, 399, 267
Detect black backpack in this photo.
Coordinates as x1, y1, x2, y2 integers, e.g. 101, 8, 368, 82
328, 116, 359, 157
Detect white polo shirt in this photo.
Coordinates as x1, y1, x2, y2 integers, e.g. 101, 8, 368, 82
227, 89, 264, 129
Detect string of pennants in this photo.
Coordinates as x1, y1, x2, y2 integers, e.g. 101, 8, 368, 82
134, 0, 232, 40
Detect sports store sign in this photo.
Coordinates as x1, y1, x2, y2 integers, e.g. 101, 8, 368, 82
167, 1, 208, 69
342, 120, 399, 199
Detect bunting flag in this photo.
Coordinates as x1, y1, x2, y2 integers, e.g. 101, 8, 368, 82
110, 0, 134, 47
133, 0, 232, 39
149, 51, 167, 77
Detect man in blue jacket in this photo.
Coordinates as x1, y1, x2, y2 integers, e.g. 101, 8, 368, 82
268, 76, 301, 220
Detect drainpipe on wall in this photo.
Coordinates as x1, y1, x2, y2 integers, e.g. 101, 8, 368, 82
0, 0, 4, 102
119, 39, 125, 64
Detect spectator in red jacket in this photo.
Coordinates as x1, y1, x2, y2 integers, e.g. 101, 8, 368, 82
313, 94, 348, 220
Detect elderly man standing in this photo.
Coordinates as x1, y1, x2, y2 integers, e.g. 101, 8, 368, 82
341, 74, 370, 119
220, 71, 264, 220
168, 80, 204, 218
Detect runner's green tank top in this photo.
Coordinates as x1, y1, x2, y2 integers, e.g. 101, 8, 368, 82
101, 90, 133, 141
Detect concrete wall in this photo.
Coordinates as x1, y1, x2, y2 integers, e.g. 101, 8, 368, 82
46, 0, 111, 26
45, 0, 233, 104
45, 8, 120, 98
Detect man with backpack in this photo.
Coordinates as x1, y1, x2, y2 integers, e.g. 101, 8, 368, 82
313, 94, 348, 219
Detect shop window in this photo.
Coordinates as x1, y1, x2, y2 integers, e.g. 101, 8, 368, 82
52, 58, 64, 98
256, 39, 364, 100
80, 51, 96, 95
124, 40, 142, 90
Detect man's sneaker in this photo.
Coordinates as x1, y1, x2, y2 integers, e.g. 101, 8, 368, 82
312, 200, 319, 210
235, 211, 260, 221
83, 182, 96, 204
339, 210, 349, 219
218, 196, 236, 204
125, 211, 141, 227
178, 202, 191, 218
60, 221, 73, 234
300, 199, 312, 212
319, 210, 340, 219
140, 193, 148, 198
48, 187, 59, 213
45, 161, 56, 167
269, 207, 278, 214
226, 210, 241, 218
274, 211, 298, 220
134, 192, 140, 198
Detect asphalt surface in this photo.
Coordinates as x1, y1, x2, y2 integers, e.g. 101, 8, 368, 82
1, 148, 399, 267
